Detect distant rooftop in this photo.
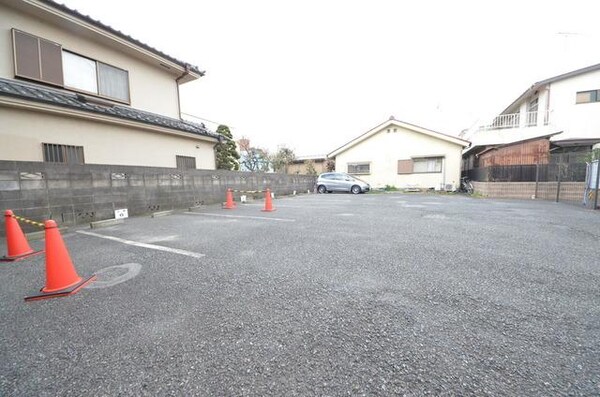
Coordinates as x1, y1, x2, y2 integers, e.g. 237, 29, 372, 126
294, 154, 328, 161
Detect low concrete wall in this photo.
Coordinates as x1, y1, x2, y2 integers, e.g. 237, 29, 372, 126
473, 181, 586, 203
0, 161, 316, 233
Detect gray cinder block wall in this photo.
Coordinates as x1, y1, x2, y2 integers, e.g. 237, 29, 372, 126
0, 161, 316, 234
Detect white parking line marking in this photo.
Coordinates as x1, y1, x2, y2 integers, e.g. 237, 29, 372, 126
184, 212, 296, 222
241, 204, 310, 209
76, 230, 204, 258
423, 214, 448, 220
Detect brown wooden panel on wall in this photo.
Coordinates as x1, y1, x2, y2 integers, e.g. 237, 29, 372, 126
13, 30, 41, 80
398, 159, 413, 174
479, 138, 550, 167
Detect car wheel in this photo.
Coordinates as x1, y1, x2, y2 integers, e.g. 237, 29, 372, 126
351, 185, 361, 194
317, 185, 327, 194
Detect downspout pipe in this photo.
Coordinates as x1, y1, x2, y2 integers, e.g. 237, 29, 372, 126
175, 64, 191, 120
442, 157, 446, 190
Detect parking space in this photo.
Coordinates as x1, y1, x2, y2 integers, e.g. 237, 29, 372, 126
1, 193, 599, 395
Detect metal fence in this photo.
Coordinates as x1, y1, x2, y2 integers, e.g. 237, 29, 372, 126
463, 152, 599, 208
464, 152, 591, 183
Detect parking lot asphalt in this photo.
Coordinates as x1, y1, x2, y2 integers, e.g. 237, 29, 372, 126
1, 192, 599, 396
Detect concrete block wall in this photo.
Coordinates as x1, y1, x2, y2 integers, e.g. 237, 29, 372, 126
473, 181, 586, 203
0, 161, 316, 234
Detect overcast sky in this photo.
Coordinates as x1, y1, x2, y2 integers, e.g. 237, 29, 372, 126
60, 0, 600, 156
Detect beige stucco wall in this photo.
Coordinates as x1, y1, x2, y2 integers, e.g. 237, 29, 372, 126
0, 107, 216, 169
0, 2, 180, 118
334, 124, 464, 190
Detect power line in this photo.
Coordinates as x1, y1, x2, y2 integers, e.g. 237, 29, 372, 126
180, 112, 234, 129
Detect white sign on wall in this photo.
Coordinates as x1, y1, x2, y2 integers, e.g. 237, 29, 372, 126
115, 209, 129, 219
588, 160, 599, 189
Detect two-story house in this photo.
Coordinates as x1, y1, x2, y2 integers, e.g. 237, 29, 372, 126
0, 0, 220, 169
462, 63, 600, 173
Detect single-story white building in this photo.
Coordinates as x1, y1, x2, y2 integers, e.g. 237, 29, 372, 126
328, 116, 470, 190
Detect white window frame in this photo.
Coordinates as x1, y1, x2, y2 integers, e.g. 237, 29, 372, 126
347, 162, 371, 175
576, 90, 600, 104
412, 157, 443, 173
62, 50, 130, 104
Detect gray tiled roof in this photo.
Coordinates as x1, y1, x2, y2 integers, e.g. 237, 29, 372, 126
41, 0, 204, 76
0, 78, 219, 140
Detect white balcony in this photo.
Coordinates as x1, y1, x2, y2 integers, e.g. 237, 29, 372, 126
477, 110, 550, 132
463, 109, 558, 153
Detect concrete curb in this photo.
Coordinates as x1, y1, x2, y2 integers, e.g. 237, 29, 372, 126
90, 218, 125, 229
151, 210, 174, 218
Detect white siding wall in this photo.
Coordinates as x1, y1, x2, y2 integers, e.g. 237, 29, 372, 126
548, 71, 600, 139
334, 124, 464, 190
0, 3, 180, 118
0, 108, 216, 169
518, 88, 550, 128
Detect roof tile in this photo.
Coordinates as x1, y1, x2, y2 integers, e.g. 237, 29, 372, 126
0, 78, 219, 140
41, 0, 204, 76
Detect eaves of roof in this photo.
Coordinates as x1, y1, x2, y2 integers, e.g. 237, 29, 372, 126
0, 78, 219, 141
38, 0, 204, 76
328, 117, 470, 158
463, 131, 564, 157
551, 137, 600, 147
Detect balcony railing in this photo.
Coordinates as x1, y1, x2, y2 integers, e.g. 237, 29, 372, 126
525, 111, 537, 127
488, 113, 520, 129
478, 110, 550, 131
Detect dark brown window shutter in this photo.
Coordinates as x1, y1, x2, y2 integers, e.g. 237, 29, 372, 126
13, 30, 41, 80
398, 159, 413, 174
13, 29, 63, 86
40, 39, 63, 86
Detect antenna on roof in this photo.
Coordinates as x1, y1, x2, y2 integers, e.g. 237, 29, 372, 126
556, 32, 582, 69
557, 32, 580, 37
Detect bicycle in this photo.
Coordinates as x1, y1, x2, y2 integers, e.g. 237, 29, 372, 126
459, 176, 474, 194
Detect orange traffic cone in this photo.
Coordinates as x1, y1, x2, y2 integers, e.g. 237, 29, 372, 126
1, 210, 43, 262
224, 188, 236, 209
25, 220, 95, 301
261, 189, 276, 212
